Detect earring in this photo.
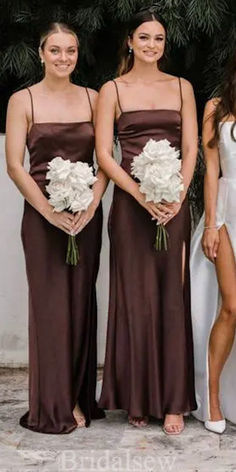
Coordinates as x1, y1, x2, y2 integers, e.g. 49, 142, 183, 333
128, 47, 133, 54
40, 58, 44, 65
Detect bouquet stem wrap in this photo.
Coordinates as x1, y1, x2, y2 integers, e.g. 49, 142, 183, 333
131, 139, 184, 251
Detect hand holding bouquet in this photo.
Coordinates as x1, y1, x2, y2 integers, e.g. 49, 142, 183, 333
131, 139, 184, 250
46, 156, 97, 265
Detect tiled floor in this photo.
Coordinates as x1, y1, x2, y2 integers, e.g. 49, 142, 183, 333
0, 368, 236, 472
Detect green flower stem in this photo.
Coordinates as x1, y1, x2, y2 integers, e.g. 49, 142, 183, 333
66, 235, 80, 265
66, 234, 72, 264
155, 224, 169, 251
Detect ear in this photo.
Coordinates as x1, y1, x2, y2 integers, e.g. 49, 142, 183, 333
38, 47, 44, 63
127, 35, 133, 49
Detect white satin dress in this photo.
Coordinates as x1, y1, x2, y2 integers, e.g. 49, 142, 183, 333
190, 121, 236, 424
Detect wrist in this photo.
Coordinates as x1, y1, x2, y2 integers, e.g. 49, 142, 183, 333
204, 225, 218, 230
131, 183, 143, 203
90, 199, 99, 212
41, 204, 54, 221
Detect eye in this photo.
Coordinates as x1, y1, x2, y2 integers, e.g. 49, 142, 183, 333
50, 48, 59, 54
68, 49, 77, 54
139, 35, 148, 40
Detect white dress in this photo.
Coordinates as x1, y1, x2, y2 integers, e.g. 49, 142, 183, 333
190, 121, 236, 423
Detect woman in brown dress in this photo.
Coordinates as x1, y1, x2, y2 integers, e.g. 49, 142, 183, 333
6, 22, 107, 434
96, 7, 198, 434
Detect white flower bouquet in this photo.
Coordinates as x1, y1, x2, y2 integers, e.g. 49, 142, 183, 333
46, 156, 97, 265
131, 139, 184, 250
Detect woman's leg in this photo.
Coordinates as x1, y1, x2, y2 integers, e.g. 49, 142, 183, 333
209, 225, 236, 420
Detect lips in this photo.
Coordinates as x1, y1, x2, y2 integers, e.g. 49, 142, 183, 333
143, 51, 157, 56
55, 64, 71, 69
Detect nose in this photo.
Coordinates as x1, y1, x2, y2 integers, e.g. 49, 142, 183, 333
148, 38, 155, 49
59, 51, 67, 62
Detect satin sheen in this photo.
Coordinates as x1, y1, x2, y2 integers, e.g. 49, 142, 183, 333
99, 110, 197, 418
20, 121, 105, 434
191, 121, 236, 423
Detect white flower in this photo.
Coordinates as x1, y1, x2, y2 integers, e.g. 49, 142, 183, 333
46, 156, 72, 181
69, 188, 94, 212
46, 157, 97, 215
70, 162, 97, 189
46, 180, 72, 212
131, 138, 184, 204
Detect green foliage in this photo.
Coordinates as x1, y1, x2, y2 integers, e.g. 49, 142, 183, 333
2, 0, 233, 220
0, 0, 235, 97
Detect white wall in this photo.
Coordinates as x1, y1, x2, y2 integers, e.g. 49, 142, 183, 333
0, 134, 115, 367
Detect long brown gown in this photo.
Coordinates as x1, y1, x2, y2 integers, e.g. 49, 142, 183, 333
99, 79, 197, 418
20, 87, 105, 434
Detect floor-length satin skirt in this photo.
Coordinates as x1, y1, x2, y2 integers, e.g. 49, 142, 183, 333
99, 187, 197, 418
20, 201, 105, 433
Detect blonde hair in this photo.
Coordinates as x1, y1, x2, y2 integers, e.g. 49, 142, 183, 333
39, 22, 79, 50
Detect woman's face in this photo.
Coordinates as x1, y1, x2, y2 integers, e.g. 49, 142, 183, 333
40, 31, 78, 78
128, 20, 166, 65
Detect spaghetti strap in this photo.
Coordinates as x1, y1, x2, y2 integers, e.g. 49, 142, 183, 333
178, 77, 183, 112
85, 87, 93, 121
112, 80, 123, 113
27, 87, 35, 124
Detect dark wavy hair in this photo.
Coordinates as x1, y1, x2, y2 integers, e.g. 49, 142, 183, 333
118, 6, 167, 76
208, 56, 236, 148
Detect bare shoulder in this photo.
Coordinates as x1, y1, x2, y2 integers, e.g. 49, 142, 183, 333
178, 77, 194, 95
204, 97, 219, 115
99, 80, 116, 92
98, 80, 117, 102
85, 87, 98, 99
7, 88, 32, 122
85, 87, 98, 108
8, 88, 29, 107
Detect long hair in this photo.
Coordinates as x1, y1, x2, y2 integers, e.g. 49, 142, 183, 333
39, 22, 79, 51
208, 56, 236, 148
118, 7, 167, 76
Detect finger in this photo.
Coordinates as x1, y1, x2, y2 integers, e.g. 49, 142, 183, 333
61, 219, 74, 232
73, 211, 82, 224
75, 220, 89, 234
59, 224, 71, 235
148, 208, 159, 220
213, 240, 219, 259
206, 245, 215, 263
158, 203, 174, 214
64, 212, 75, 222
150, 205, 166, 219
208, 245, 215, 262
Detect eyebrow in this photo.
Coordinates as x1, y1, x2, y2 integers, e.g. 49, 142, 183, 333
49, 45, 77, 48
138, 32, 165, 37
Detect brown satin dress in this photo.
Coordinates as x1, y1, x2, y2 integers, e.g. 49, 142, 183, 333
20, 88, 105, 434
99, 79, 197, 418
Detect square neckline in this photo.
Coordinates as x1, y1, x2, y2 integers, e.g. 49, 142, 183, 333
116, 108, 181, 123
26, 87, 94, 139
27, 121, 94, 140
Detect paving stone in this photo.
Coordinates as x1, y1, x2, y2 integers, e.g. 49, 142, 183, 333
0, 369, 236, 472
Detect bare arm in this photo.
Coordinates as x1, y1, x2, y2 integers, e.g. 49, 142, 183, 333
95, 81, 162, 221
163, 79, 198, 224
5, 91, 74, 234
201, 99, 220, 262
90, 89, 109, 207
73, 88, 109, 234
180, 79, 198, 201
